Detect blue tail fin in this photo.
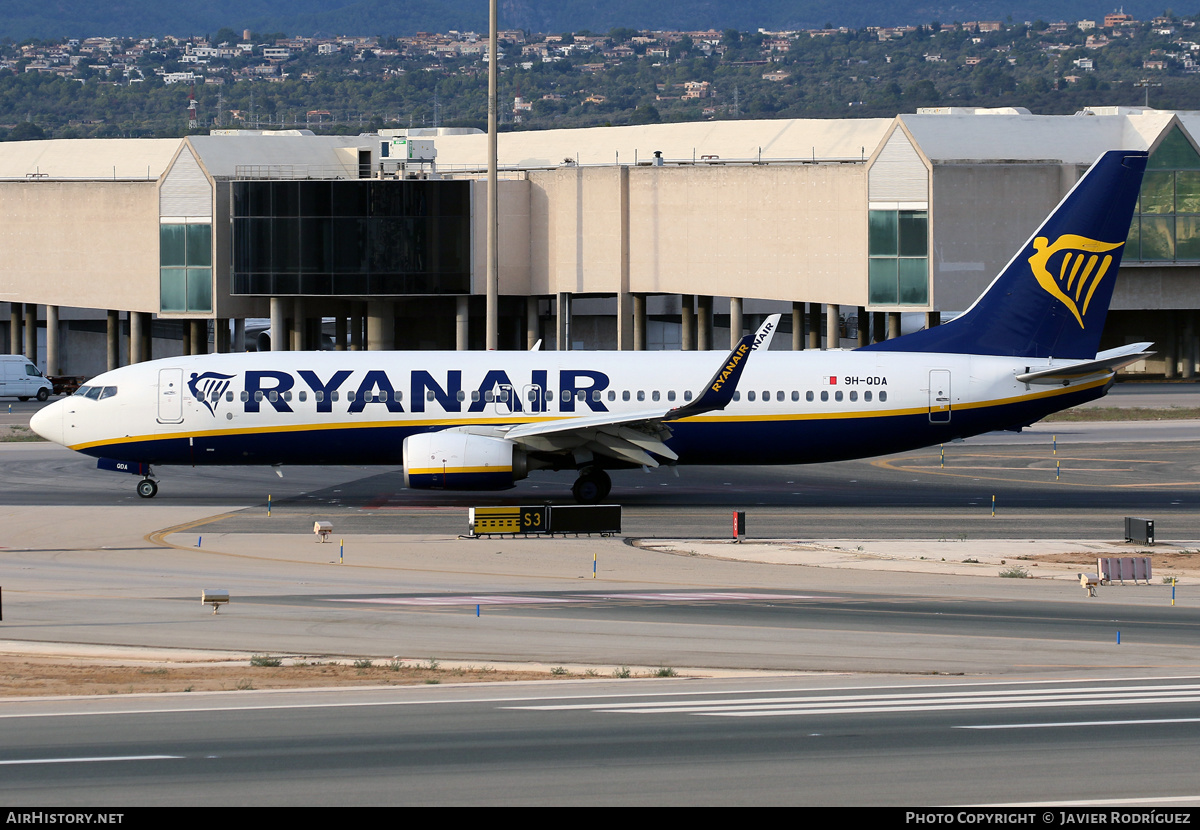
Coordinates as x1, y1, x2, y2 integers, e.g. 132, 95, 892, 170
863, 150, 1148, 359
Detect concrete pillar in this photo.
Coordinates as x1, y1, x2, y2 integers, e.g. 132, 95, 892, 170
290, 299, 304, 351
129, 312, 144, 364
808, 303, 821, 350
270, 297, 288, 352
925, 311, 941, 330
730, 298, 744, 349
334, 316, 347, 351
24, 303, 36, 363
556, 292, 571, 351
107, 310, 120, 371
873, 312, 886, 344
1184, 313, 1196, 380
681, 295, 696, 351
857, 306, 868, 348
233, 318, 246, 353
888, 312, 902, 340
616, 292, 634, 351
697, 295, 713, 350
526, 297, 540, 350
791, 301, 803, 350
826, 304, 840, 350
456, 295, 470, 351
215, 319, 230, 353
142, 313, 153, 362
192, 319, 207, 355
182, 321, 192, 356
633, 294, 647, 351
367, 299, 394, 351
45, 305, 59, 376
9, 303, 20, 356
350, 304, 364, 351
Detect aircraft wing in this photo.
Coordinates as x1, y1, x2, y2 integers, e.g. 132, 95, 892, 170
497, 314, 780, 467
1014, 342, 1155, 384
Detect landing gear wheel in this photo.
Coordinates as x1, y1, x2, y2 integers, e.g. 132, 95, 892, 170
571, 469, 611, 504
35, 388, 48, 402
137, 478, 158, 499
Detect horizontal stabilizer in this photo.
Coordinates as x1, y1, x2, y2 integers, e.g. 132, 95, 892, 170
1015, 342, 1155, 384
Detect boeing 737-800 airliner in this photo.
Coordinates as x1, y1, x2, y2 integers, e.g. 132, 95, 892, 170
31, 150, 1152, 503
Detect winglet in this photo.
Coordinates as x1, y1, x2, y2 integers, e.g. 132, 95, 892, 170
750, 313, 779, 351
667, 313, 780, 420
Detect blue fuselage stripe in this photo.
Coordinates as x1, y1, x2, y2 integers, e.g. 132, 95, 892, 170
82, 383, 1104, 468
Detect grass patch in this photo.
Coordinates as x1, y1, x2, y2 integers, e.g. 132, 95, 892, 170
1044, 407, 1200, 422
249, 655, 282, 667
999, 566, 1030, 579
0, 425, 41, 442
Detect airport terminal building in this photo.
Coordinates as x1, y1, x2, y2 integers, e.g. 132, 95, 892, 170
2, 106, 1198, 378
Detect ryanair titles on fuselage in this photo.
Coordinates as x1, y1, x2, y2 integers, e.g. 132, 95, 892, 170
187, 368, 615, 417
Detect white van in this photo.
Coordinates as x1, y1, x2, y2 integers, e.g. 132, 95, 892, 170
0, 355, 53, 401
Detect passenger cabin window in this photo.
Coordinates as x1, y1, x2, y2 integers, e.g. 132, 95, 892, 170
865, 391, 873, 402
667, 390, 676, 402
637, 391, 645, 402
622, 391, 630, 402
849, 391, 858, 402
747, 391, 756, 402
733, 392, 741, 401
880, 391, 888, 402
806, 391, 814, 402
820, 391, 828, 402
652, 391, 660, 402
684, 391, 693, 401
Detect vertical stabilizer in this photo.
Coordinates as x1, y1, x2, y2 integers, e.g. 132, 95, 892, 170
863, 150, 1148, 359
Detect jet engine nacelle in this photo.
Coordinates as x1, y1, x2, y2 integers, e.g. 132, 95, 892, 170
402, 432, 528, 491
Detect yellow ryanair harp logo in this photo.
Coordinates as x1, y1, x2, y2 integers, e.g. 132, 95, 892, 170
1028, 234, 1125, 328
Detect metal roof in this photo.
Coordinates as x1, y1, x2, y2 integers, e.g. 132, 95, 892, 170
0, 138, 180, 180
429, 118, 896, 168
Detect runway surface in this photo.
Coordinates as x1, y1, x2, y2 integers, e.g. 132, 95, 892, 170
4, 675, 1200, 805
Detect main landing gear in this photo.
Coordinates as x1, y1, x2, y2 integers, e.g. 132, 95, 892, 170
571, 467, 611, 504
137, 477, 159, 499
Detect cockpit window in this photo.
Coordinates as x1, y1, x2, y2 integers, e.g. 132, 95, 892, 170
84, 387, 103, 400
98, 387, 118, 400
74, 386, 92, 397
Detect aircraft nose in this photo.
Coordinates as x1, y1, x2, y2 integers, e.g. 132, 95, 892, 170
29, 400, 65, 445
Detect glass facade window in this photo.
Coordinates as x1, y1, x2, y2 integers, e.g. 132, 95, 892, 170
160, 223, 212, 313
1127, 127, 1200, 262
868, 209, 929, 305
232, 179, 471, 296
